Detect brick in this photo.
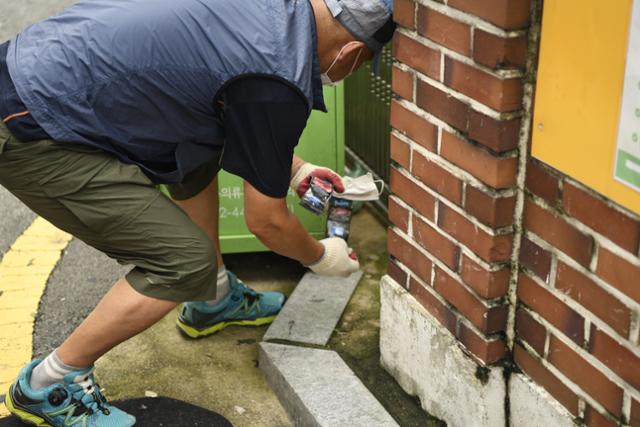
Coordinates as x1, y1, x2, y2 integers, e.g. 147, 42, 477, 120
390, 168, 436, 221
438, 204, 513, 262
596, 248, 640, 303
523, 199, 593, 267
585, 407, 617, 427
464, 185, 516, 227
563, 183, 640, 254
394, 0, 416, 29
390, 134, 410, 169
413, 216, 460, 270
393, 32, 440, 80
519, 237, 551, 282
457, 321, 506, 364
411, 152, 463, 205
389, 196, 410, 233
517, 274, 584, 345
444, 57, 524, 112
448, 0, 531, 30
441, 132, 518, 189
410, 277, 457, 334
526, 160, 560, 205
515, 308, 546, 355
418, 6, 471, 56
390, 100, 438, 152
388, 228, 432, 284
468, 109, 521, 152
548, 335, 623, 417
460, 255, 510, 299
416, 80, 469, 131
589, 327, 640, 389
632, 397, 640, 427
388, 258, 408, 289
556, 262, 630, 337
392, 66, 414, 101
434, 267, 507, 333
514, 344, 579, 416
473, 30, 527, 70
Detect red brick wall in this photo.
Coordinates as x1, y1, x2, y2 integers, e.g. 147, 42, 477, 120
517, 159, 640, 426
388, 0, 529, 365
387, 0, 640, 425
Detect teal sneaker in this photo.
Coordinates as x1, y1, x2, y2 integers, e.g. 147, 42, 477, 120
176, 272, 286, 339
4, 360, 135, 427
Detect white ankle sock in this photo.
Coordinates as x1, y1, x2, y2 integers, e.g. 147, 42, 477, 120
206, 266, 230, 306
30, 349, 83, 390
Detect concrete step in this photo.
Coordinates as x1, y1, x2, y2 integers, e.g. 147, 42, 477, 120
259, 342, 399, 427
263, 271, 363, 346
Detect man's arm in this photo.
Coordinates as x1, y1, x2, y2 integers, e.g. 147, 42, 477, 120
220, 77, 358, 275
244, 180, 324, 265
291, 154, 306, 179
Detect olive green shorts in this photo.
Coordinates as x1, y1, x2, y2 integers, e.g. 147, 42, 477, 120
0, 122, 222, 301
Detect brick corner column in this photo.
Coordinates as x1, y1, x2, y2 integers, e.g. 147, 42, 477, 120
380, 0, 532, 425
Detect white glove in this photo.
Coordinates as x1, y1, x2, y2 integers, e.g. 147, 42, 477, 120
290, 162, 345, 197
306, 237, 360, 277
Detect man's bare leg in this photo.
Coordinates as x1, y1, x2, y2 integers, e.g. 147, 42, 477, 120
36, 179, 224, 375
56, 278, 178, 367
173, 176, 287, 338
173, 176, 224, 268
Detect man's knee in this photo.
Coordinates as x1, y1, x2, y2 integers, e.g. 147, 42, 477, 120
126, 233, 218, 302
169, 234, 219, 300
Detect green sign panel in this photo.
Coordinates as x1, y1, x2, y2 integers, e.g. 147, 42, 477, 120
615, 0, 640, 191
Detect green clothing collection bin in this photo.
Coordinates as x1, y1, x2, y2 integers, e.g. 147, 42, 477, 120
218, 85, 345, 254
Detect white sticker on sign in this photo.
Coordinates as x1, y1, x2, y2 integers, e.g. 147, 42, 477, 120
614, 0, 640, 191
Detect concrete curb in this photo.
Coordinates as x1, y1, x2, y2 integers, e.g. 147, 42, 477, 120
259, 343, 398, 427
260, 271, 399, 427
263, 271, 363, 346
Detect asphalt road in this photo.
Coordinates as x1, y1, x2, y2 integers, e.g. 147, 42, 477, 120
0, 189, 35, 257
0, 0, 77, 40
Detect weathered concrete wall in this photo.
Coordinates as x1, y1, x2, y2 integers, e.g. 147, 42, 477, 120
508, 373, 574, 427
380, 276, 505, 427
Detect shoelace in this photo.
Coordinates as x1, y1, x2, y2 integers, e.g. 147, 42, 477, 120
243, 291, 261, 312
236, 283, 262, 314
69, 376, 110, 416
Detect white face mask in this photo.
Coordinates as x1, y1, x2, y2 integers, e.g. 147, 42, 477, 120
321, 43, 363, 86
336, 173, 384, 201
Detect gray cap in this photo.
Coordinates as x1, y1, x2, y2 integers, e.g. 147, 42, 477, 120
324, 0, 396, 68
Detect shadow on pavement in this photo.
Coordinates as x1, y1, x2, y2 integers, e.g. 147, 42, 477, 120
0, 397, 233, 427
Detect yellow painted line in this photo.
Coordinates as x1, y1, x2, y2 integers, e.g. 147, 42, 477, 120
0, 217, 72, 417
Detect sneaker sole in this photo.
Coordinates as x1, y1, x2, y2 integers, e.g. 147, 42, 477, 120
4, 384, 52, 427
176, 316, 277, 339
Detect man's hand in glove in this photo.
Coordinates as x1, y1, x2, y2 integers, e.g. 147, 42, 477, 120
306, 237, 360, 277
290, 162, 345, 198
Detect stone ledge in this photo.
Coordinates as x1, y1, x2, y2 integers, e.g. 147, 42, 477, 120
259, 342, 399, 427
263, 271, 363, 346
